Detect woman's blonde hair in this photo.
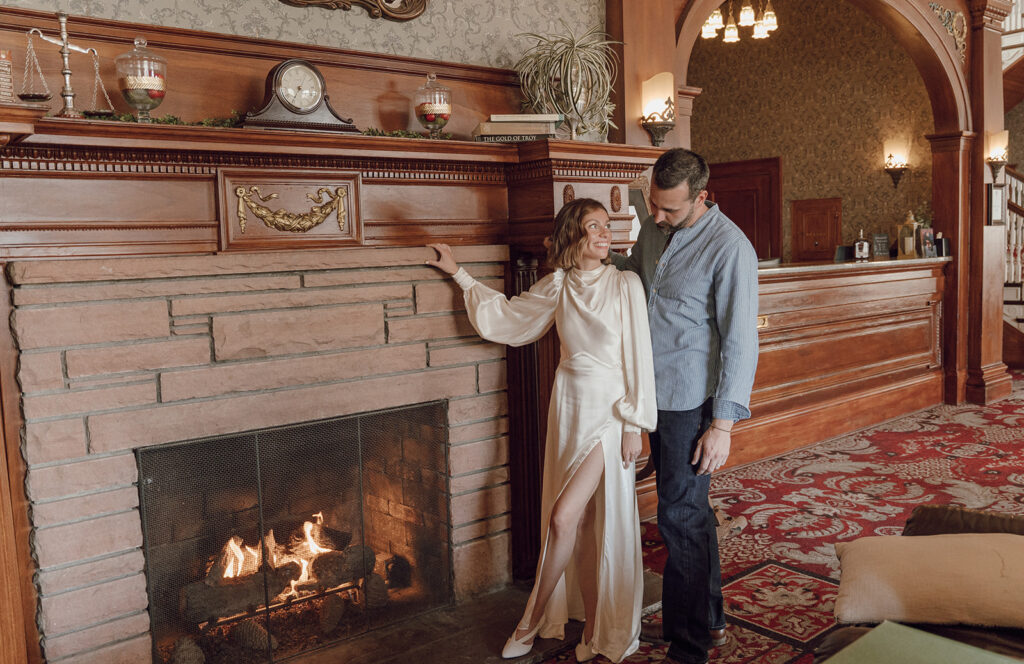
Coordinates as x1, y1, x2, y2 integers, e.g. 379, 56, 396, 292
547, 198, 607, 270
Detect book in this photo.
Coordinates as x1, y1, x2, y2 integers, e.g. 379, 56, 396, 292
489, 113, 564, 126
473, 121, 558, 136
473, 134, 555, 143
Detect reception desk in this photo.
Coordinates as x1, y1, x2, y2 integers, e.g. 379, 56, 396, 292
731, 256, 948, 467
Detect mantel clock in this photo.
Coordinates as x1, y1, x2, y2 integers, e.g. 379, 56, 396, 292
244, 59, 359, 133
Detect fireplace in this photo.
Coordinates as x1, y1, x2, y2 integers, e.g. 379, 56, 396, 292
137, 403, 450, 663
7, 245, 511, 662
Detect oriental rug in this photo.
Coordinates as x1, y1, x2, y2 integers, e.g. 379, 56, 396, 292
541, 371, 1024, 664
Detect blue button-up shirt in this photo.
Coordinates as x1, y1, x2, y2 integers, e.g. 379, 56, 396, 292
612, 201, 759, 421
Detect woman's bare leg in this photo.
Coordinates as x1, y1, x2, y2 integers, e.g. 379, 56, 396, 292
515, 444, 605, 640
576, 495, 598, 643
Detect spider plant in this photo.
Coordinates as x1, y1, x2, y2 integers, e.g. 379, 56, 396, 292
514, 23, 620, 140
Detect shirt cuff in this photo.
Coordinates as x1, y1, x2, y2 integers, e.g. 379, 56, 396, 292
623, 423, 642, 435
712, 398, 750, 422
452, 267, 476, 290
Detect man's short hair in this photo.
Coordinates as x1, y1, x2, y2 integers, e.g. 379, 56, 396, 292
652, 148, 710, 199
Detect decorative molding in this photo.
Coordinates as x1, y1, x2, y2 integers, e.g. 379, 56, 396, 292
508, 159, 651, 185
277, 0, 428, 21
929, 3, 968, 62
1, 145, 508, 184
562, 185, 575, 204
236, 185, 347, 234
610, 185, 622, 212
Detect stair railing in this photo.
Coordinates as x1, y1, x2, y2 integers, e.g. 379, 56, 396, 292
1007, 166, 1024, 284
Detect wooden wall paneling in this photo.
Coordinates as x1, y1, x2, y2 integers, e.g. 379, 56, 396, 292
0, 7, 522, 137
1003, 320, 1024, 368
0, 268, 39, 664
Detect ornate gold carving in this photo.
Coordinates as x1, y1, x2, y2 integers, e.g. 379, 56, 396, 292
235, 185, 347, 234
610, 185, 622, 212
757, 316, 768, 329
929, 3, 967, 63
277, 0, 427, 21
562, 184, 575, 204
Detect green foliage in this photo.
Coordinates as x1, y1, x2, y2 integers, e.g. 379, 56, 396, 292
913, 202, 933, 228
91, 111, 245, 127
361, 128, 453, 139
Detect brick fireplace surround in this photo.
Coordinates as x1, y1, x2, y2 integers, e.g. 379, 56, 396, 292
9, 244, 512, 663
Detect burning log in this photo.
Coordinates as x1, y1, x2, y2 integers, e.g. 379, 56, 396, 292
310, 550, 349, 588
364, 573, 389, 609
319, 593, 347, 634
341, 545, 377, 580
231, 620, 278, 651
182, 562, 300, 625
170, 637, 205, 664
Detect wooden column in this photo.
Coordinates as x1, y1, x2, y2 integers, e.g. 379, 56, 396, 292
927, 131, 973, 403
966, 0, 1013, 403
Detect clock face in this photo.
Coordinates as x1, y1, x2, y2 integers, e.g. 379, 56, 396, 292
277, 62, 324, 113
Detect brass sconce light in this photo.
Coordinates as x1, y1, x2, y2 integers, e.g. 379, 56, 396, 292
884, 153, 908, 189
986, 130, 1009, 182
640, 72, 676, 147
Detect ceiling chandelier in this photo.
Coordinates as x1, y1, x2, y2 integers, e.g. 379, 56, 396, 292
702, 0, 778, 42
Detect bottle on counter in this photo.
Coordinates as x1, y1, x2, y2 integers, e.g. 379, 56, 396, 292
854, 229, 871, 261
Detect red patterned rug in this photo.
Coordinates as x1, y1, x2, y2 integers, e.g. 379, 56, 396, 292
542, 371, 1024, 663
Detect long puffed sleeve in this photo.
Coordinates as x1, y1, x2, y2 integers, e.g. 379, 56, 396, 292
452, 267, 561, 347
614, 271, 658, 433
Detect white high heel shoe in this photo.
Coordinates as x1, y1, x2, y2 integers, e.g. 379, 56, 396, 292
502, 621, 541, 659
574, 633, 598, 662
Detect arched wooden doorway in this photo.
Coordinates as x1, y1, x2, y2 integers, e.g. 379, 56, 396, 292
674, 0, 981, 404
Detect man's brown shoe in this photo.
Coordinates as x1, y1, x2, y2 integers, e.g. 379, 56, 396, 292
710, 627, 728, 647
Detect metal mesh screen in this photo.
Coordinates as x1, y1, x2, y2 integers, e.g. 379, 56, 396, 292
137, 401, 450, 664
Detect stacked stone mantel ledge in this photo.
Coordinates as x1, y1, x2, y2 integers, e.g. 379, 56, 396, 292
7, 244, 513, 664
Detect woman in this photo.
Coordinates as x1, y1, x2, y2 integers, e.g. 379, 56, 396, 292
425, 198, 656, 662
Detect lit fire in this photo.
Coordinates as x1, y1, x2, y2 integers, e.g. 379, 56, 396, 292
212, 512, 339, 601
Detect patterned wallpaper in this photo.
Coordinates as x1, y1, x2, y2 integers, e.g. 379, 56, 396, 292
0, 0, 603, 69
688, 0, 933, 262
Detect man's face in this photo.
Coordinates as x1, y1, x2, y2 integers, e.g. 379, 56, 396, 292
650, 181, 708, 230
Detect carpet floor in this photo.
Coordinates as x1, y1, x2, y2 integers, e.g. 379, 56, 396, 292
540, 371, 1024, 663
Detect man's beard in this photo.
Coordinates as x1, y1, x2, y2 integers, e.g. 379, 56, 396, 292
656, 202, 697, 231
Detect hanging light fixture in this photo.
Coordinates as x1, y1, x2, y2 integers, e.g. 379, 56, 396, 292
738, 0, 756, 27
723, 1, 740, 42
752, 16, 768, 39
764, 0, 778, 31
709, 7, 725, 29
702, 16, 719, 39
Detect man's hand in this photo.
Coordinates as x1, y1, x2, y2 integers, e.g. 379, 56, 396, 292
622, 431, 642, 469
692, 420, 732, 474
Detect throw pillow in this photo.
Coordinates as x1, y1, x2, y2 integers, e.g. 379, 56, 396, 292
902, 504, 1024, 537
834, 533, 1024, 627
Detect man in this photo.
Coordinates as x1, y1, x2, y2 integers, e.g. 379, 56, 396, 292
611, 148, 759, 664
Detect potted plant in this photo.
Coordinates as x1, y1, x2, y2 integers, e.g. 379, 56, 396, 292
514, 23, 619, 141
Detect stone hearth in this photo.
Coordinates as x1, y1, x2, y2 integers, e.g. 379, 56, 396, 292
8, 245, 512, 664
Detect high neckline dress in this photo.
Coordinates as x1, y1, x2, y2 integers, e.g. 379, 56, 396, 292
453, 264, 657, 663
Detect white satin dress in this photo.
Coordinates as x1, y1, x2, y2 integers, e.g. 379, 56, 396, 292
452, 264, 657, 663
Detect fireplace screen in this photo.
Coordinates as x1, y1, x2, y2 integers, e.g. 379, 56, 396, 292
136, 401, 451, 663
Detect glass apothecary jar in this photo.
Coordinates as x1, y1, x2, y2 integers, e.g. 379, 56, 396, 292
115, 37, 167, 123
414, 73, 451, 139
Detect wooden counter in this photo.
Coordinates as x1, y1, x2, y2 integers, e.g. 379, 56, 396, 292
732, 257, 948, 467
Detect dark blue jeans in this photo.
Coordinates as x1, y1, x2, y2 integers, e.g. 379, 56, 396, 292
649, 401, 725, 664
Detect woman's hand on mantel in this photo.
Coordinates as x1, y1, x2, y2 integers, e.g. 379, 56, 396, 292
425, 243, 459, 275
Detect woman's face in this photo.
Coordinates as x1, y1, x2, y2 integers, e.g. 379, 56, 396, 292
577, 207, 612, 269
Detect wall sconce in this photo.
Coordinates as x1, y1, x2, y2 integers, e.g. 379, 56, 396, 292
986, 129, 1009, 182
884, 153, 908, 189
640, 72, 676, 147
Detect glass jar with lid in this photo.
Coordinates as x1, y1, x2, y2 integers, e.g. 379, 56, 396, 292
115, 37, 167, 123
414, 73, 451, 139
